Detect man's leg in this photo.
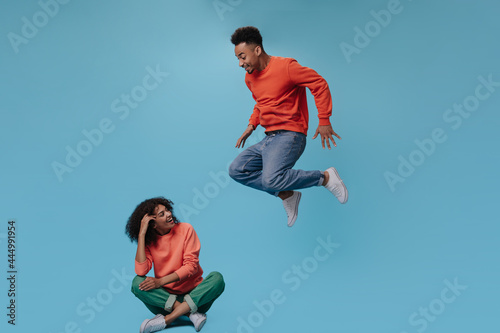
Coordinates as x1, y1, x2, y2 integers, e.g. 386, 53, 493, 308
261, 131, 323, 194
322, 166, 348, 204
229, 139, 276, 194
260, 131, 324, 226
229, 132, 324, 194
230, 131, 346, 226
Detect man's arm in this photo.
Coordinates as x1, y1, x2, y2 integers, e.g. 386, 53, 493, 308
245, 80, 261, 131
235, 124, 255, 148
288, 60, 341, 149
235, 80, 260, 148
312, 125, 342, 150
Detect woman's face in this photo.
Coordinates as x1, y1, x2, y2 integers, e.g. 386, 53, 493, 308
152, 204, 175, 235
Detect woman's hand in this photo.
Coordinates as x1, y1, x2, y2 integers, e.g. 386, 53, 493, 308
136, 213, 156, 264
139, 213, 155, 237
139, 277, 163, 291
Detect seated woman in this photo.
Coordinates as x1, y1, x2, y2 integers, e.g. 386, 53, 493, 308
126, 197, 225, 333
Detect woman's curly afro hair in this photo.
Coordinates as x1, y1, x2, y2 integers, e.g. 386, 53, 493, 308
125, 197, 179, 246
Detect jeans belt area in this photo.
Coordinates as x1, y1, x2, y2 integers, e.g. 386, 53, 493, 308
265, 130, 289, 136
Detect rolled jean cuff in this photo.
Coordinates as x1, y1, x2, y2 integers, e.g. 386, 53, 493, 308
164, 294, 177, 312
184, 294, 198, 313
318, 172, 324, 186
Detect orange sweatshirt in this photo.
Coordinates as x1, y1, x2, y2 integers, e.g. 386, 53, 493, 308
245, 56, 332, 135
135, 223, 203, 295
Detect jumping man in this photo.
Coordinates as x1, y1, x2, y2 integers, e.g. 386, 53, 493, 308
228, 26, 348, 227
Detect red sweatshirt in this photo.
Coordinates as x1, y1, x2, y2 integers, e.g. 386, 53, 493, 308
245, 56, 332, 135
135, 223, 203, 295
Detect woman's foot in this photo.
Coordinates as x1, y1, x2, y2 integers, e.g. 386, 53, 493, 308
140, 314, 167, 333
189, 312, 207, 332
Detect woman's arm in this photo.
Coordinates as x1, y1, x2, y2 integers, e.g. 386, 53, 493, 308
174, 224, 201, 280
138, 272, 180, 291
137, 223, 201, 291
135, 214, 154, 276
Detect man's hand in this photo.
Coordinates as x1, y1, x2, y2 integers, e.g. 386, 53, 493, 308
235, 125, 255, 148
312, 125, 341, 149
138, 277, 163, 291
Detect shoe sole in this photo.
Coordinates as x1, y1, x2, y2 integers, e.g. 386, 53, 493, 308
328, 167, 348, 204
140, 314, 162, 333
140, 319, 149, 333
195, 317, 207, 332
287, 191, 302, 227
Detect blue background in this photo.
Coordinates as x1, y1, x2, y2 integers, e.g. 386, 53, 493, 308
1, 0, 499, 332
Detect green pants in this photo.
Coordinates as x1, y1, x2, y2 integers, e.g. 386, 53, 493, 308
131, 271, 225, 315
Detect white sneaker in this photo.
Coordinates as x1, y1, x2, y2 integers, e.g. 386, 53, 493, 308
140, 314, 166, 333
189, 312, 207, 332
282, 191, 302, 227
324, 167, 348, 204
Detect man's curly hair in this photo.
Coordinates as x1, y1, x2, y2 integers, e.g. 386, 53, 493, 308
125, 197, 179, 246
231, 26, 264, 50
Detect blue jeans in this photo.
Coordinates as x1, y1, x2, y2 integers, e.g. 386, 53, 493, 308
229, 130, 324, 196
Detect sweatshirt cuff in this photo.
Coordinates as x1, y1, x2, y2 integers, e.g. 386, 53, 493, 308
135, 260, 149, 276
318, 118, 331, 126
175, 267, 189, 281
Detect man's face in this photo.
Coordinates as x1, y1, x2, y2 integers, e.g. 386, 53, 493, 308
235, 42, 260, 74
152, 204, 175, 235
